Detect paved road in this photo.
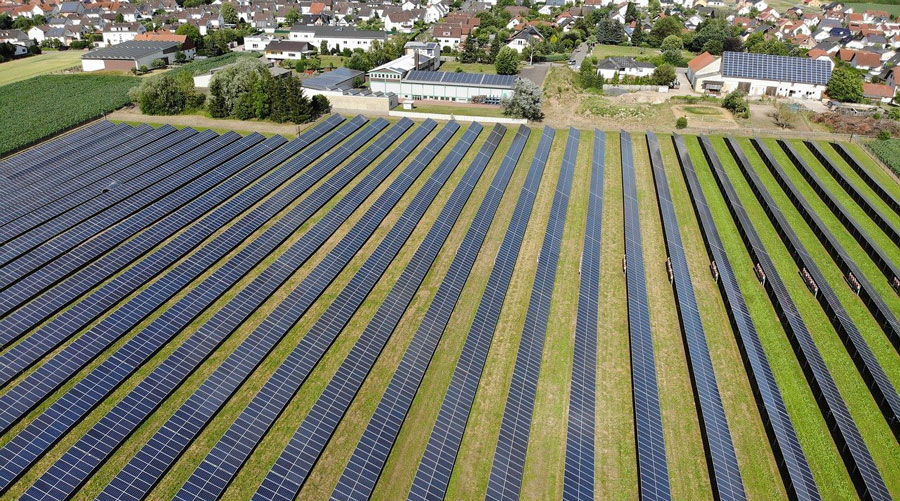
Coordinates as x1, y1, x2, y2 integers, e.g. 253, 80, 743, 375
571, 43, 589, 68
520, 62, 551, 87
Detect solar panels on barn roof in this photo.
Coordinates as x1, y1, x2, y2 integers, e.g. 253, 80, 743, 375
721, 51, 832, 86
404, 70, 517, 88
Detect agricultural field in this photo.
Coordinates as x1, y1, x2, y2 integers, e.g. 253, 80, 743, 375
0, 50, 84, 86
844, 1, 900, 16
868, 138, 900, 175
0, 115, 898, 501
439, 61, 498, 74
0, 74, 138, 156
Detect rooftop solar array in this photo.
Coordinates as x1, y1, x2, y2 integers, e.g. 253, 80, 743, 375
486, 127, 578, 501
829, 142, 900, 221
674, 135, 820, 501
14, 118, 403, 500
562, 130, 605, 501
404, 70, 517, 88
408, 126, 556, 501
747, 139, 900, 445
711, 137, 890, 501
778, 140, 900, 355
333, 125, 531, 501
645, 133, 745, 501
720, 51, 832, 86
621, 131, 671, 501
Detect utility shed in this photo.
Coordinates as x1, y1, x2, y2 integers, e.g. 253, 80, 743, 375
81, 40, 181, 71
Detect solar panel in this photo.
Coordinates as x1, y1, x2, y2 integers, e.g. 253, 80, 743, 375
332, 125, 530, 501
646, 133, 745, 501
829, 142, 900, 221
674, 135, 819, 501
0, 131, 252, 283
0, 117, 389, 497
711, 137, 890, 501
236, 123, 487, 501
562, 130, 605, 501
89, 119, 440, 501
486, 127, 578, 501
408, 126, 556, 501
0, 124, 183, 230
0, 118, 354, 391
0, 116, 343, 346
720, 51, 831, 86
0, 121, 115, 177
621, 131, 671, 501
750, 139, 900, 442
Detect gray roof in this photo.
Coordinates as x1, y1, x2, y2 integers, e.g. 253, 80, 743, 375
265, 40, 312, 52
597, 56, 655, 70
289, 25, 386, 39
82, 40, 180, 60
721, 51, 831, 86
404, 70, 517, 88
302, 67, 364, 90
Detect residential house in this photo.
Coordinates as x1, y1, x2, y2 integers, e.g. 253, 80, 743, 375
596, 56, 655, 80
102, 22, 144, 45
433, 23, 462, 50
289, 25, 387, 51
264, 40, 313, 59
507, 25, 543, 53
862, 82, 894, 103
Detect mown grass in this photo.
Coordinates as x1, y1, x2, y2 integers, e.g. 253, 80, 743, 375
711, 136, 900, 497
0, 50, 83, 86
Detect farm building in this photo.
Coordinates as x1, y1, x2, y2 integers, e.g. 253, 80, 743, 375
81, 40, 181, 72
688, 51, 832, 99
367, 52, 440, 95
399, 70, 516, 104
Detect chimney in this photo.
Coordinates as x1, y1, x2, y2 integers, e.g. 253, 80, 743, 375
415, 49, 419, 69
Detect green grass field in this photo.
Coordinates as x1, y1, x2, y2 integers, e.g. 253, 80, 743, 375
0, 50, 84, 86
1, 119, 899, 500
845, 1, 900, 16
400, 103, 508, 118
439, 61, 498, 74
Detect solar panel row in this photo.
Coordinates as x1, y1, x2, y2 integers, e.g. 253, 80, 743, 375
709, 137, 890, 501
748, 139, 900, 443
0, 123, 143, 199
0, 116, 341, 338
486, 127, 578, 501
562, 130, 604, 501
646, 133, 745, 501
0, 118, 358, 396
0, 117, 388, 498
0, 121, 114, 177
408, 126, 556, 501
0, 118, 367, 444
333, 125, 531, 501
801, 141, 900, 290
621, 131, 671, 501
21, 118, 413, 501
674, 135, 819, 501
243, 122, 490, 501
0, 130, 244, 275
779, 141, 900, 352
91, 118, 440, 501
0, 124, 184, 232
168, 121, 467, 501
0, 124, 176, 226
829, 142, 900, 221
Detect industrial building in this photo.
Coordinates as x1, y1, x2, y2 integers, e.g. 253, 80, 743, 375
688, 51, 833, 100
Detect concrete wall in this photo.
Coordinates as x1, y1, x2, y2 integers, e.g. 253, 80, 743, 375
302, 89, 397, 112
389, 110, 527, 124
81, 58, 106, 72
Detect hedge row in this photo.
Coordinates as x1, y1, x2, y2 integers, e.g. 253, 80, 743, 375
0, 74, 139, 156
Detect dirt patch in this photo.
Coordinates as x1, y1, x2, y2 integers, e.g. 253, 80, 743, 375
671, 104, 738, 129
811, 112, 900, 137
107, 106, 309, 137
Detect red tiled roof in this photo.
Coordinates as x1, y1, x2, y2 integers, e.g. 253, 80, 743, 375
688, 51, 715, 72
851, 51, 881, 68
863, 83, 893, 98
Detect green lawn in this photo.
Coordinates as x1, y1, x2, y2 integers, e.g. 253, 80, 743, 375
401, 103, 508, 118
439, 61, 497, 74
844, 2, 900, 16
0, 50, 84, 86
683, 106, 721, 115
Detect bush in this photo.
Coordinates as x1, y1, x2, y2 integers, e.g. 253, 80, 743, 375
501, 79, 543, 120
129, 71, 204, 115
676, 116, 687, 129
151, 58, 166, 69
652, 63, 675, 86
722, 90, 749, 117
889, 107, 900, 121
873, 112, 881, 120
878, 129, 891, 140
494, 46, 519, 75
0, 74, 138, 156
827, 66, 863, 103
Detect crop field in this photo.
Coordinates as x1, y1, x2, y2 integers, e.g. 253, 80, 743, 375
0, 50, 84, 86
0, 115, 898, 501
868, 139, 900, 176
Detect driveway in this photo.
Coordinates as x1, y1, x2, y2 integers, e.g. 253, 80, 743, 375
520, 62, 551, 87
570, 43, 589, 68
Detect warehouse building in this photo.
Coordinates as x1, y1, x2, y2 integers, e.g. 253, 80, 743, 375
688, 51, 832, 100
81, 40, 181, 71
399, 71, 517, 104
367, 52, 440, 95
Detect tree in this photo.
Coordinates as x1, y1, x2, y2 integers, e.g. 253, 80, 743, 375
115, 12, 124, 22
660, 34, 683, 53
319, 40, 328, 54
311, 94, 331, 116
625, 2, 638, 23
579, 56, 598, 89
597, 18, 625, 45
286, 8, 300, 25
501, 78, 542, 120
649, 16, 682, 46
461, 36, 479, 63
221, 3, 238, 24
175, 50, 186, 63
827, 66, 863, 103
723, 36, 743, 52
0, 14, 12, 29
631, 21, 644, 46
652, 63, 675, 86
495, 46, 519, 75
772, 102, 798, 129
175, 24, 203, 48
129, 72, 193, 115
489, 36, 502, 63
649, 0, 661, 17
722, 90, 749, 117
13, 16, 31, 31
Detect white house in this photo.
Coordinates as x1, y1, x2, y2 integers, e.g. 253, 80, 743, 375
689, 51, 831, 100
243, 34, 273, 51
507, 25, 543, 53
289, 25, 387, 52
596, 56, 655, 80
264, 40, 313, 60
102, 22, 145, 45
